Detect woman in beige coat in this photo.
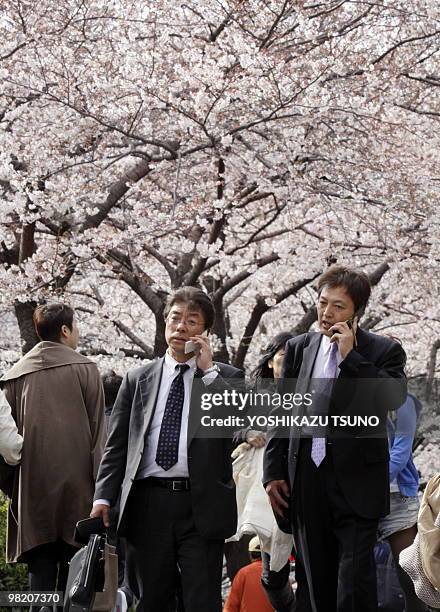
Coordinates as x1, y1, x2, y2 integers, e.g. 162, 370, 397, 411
0, 303, 105, 597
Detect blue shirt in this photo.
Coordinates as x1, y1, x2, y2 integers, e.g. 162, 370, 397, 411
387, 395, 420, 497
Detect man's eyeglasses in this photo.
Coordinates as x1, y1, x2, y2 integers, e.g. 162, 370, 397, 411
166, 315, 203, 330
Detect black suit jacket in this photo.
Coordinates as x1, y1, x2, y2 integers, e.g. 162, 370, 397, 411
94, 358, 244, 539
263, 328, 407, 521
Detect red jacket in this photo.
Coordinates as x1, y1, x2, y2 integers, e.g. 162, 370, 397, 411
223, 559, 274, 612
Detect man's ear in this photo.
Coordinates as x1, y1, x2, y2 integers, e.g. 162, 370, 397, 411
355, 306, 365, 320
60, 324, 69, 337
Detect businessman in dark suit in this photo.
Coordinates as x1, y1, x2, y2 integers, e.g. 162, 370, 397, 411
263, 266, 407, 612
91, 287, 244, 612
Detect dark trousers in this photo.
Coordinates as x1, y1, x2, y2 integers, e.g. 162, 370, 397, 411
292, 440, 379, 612
261, 550, 311, 612
125, 480, 224, 612
23, 539, 77, 611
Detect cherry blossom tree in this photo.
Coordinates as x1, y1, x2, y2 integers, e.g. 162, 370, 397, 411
0, 0, 439, 381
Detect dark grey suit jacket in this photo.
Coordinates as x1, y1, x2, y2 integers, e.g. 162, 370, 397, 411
263, 328, 407, 521
94, 358, 244, 540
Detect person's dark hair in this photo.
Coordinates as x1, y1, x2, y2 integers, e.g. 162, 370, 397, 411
164, 286, 215, 331
250, 551, 261, 561
317, 265, 371, 316
102, 370, 123, 410
33, 303, 75, 342
253, 332, 294, 382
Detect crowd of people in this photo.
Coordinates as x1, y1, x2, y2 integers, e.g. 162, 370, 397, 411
0, 265, 439, 612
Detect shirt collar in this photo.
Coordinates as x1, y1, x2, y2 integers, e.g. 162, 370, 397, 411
320, 333, 332, 354
165, 350, 197, 373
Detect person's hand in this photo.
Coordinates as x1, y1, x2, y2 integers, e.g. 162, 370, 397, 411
190, 334, 214, 372
265, 479, 290, 516
328, 316, 358, 359
245, 430, 266, 448
90, 504, 110, 528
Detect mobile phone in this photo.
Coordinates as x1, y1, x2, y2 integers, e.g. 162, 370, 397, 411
346, 316, 354, 330
346, 307, 363, 329
184, 330, 208, 354
184, 340, 197, 354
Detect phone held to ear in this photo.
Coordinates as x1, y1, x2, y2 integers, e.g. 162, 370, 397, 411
184, 330, 208, 354
184, 340, 197, 354
331, 312, 359, 344
342, 312, 360, 346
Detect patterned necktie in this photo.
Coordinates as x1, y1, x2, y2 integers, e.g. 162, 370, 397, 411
156, 364, 190, 471
311, 341, 339, 467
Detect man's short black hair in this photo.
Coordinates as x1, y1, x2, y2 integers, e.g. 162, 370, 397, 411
33, 303, 75, 342
164, 286, 215, 331
317, 265, 371, 316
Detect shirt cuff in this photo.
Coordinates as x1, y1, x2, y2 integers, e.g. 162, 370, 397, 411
201, 371, 219, 386
93, 499, 110, 507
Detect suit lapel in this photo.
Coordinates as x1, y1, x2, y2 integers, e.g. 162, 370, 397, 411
288, 333, 321, 451
187, 368, 204, 447
296, 332, 321, 396
138, 357, 164, 435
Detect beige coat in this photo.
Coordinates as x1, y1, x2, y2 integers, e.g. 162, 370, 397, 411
400, 473, 440, 608
0, 341, 105, 562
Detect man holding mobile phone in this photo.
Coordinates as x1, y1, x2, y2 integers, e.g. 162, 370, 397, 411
263, 266, 407, 612
91, 287, 244, 612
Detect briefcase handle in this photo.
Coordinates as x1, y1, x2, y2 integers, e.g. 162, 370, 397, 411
74, 517, 117, 546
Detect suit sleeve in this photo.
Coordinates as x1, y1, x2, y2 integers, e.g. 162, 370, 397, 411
93, 372, 133, 504
198, 367, 246, 426
202, 367, 245, 394
339, 340, 407, 412
262, 340, 295, 486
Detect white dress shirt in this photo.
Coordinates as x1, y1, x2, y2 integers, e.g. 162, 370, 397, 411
136, 351, 197, 479
94, 351, 218, 507
300, 334, 343, 437
0, 389, 23, 465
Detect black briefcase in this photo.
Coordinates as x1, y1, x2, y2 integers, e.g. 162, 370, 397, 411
64, 533, 106, 612
64, 518, 117, 612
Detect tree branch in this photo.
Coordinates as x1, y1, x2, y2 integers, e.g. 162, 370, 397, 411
80, 159, 151, 231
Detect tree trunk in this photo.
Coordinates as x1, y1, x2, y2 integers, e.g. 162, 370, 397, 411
291, 306, 318, 336
15, 222, 38, 354
211, 296, 231, 364
233, 297, 268, 369
426, 339, 440, 405
14, 300, 39, 354
153, 312, 167, 356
